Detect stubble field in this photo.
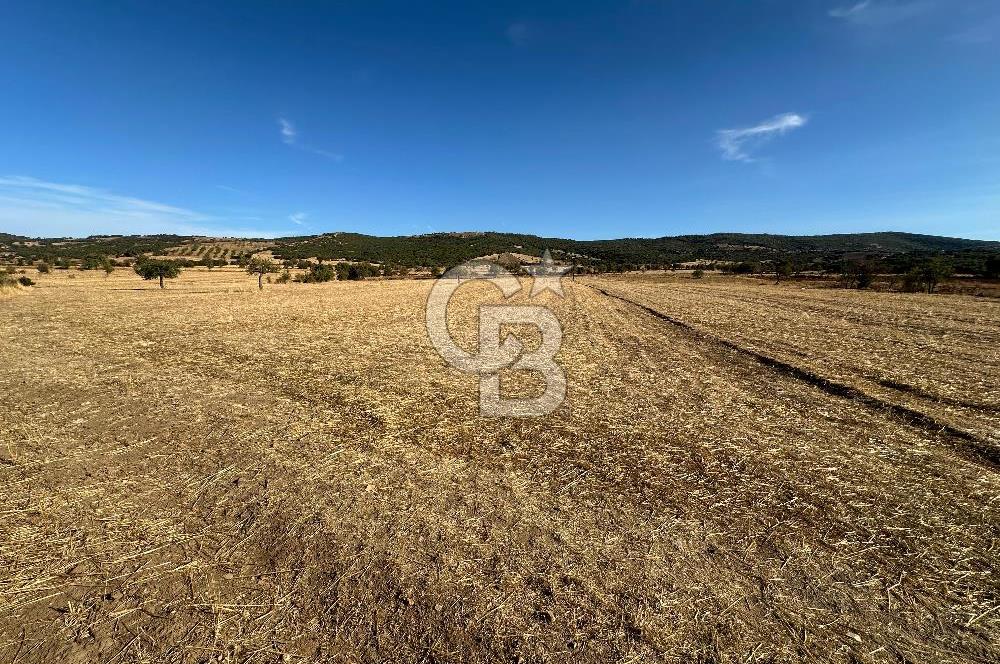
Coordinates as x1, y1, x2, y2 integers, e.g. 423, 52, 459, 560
1, 268, 998, 663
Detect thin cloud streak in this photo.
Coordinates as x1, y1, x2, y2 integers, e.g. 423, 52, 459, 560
715, 113, 807, 163
0, 175, 283, 238
277, 116, 343, 161
829, 1, 871, 18
828, 1, 933, 26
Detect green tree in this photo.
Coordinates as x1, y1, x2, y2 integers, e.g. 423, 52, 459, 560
917, 258, 953, 293
773, 258, 794, 283
134, 258, 181, 289
842, 261, 877, 289
246, 257, 279, 290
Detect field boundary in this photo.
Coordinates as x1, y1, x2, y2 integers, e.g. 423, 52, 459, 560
590, 285, 1000, 471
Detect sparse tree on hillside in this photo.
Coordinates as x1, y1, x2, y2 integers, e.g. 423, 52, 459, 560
841, 261, 877, 289
246, 257, 279, 290
773, 258, 794, 283
917, 258, 953, 293
134, 258, 181, 289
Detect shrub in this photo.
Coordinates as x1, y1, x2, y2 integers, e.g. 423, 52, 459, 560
18, 276, 34, 287
691, 269, 704, 279
36, 262, 51, 274
275, 270, 292, 284
296, 264, 336, 283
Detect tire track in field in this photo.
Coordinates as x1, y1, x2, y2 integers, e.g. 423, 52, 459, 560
589, 285, 1000, 471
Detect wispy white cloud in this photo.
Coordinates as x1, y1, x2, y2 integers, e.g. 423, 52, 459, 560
278, 117, 297, 145
277, 116, 343, 161
289, 212, 308, 226
829, 1, 871, 18
715, 113, 807, 163
0, 175, 283, 238
215, 184, 253, 196
828, 1, 933, 26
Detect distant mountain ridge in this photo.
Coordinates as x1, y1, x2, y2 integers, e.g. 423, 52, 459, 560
2, 230, 997, 271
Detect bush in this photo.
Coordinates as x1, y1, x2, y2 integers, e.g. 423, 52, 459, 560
691, 269, 704, 279
295, 264, 336, 283
275, 269, 292, 284
18, 276, 35, 287
36, 262, 51, 274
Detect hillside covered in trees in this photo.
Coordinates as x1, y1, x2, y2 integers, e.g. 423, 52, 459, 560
1, 230, 998, 276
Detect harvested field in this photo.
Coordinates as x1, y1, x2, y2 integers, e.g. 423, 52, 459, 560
1, 268, 998, 663
590, 274, 1000, 444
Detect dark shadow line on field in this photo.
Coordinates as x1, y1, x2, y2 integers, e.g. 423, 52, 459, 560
870, 377, 1000, 413
590, 285, 1000, 472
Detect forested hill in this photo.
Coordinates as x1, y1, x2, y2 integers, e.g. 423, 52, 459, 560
2, 230, 997, 272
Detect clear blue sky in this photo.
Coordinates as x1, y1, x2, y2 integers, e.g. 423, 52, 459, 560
1, 1, 998, 240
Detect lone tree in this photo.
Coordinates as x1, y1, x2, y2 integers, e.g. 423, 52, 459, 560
134, 258, 181, 289
773, 257, 794, 283
246, 257, 279, 290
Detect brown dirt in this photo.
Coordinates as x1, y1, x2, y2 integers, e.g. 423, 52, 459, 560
0, 268, 998, 663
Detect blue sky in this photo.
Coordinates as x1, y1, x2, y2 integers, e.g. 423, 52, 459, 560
1, 1, 998, 240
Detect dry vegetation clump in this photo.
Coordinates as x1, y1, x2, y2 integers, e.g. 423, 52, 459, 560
0, 269, 998, 662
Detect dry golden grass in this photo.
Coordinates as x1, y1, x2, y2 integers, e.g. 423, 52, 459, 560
590, 273, 1000, 442
1, 268, 998, 663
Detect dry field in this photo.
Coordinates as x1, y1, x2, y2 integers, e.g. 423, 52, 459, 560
1, 268, 998, 663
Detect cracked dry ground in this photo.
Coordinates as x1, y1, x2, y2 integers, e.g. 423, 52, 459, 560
1, 270, 998, 663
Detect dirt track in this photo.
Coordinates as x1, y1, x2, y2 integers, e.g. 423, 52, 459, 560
1, 269, 998, 662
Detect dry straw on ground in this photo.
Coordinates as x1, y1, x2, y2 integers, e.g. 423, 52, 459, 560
0, 268, 998, 662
